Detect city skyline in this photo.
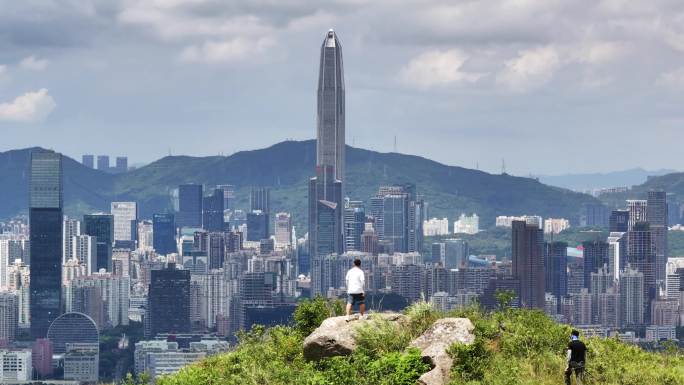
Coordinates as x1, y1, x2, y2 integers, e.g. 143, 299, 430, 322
2, 2, 684, 174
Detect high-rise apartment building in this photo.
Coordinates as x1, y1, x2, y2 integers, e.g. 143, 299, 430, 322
627, 200, 648, 231
81, 155, 94, 169
96, 155, 110, 171
111, 202, 138, 243
620, 266, 645, 327
29, 150, 63, 338
115, 156, 128, 173
646, 190, 668, 283
83, 213, 114, 272
153, 214, 176, 256
512, 220, 545, 309
627, 221, 655, 318
62, 218, 80, 264
178, 184, 203, 228
544, 241, 568, 312
0, 293, 18, 342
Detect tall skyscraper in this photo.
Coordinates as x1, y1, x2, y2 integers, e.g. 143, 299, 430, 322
83, 213, 114, 272
343, 202, 365, 251
627, 221, 655, 322
627, 200, 648, 231
246, 210, 269, 241
582, 240, 609, 289
512, 220, 545, 309
250, 187, 271, 213
178, 184, 203, 228
152, 214, 176, 256
149, 265, 190, 336
308, 166, 343, 258
81, 155, 94, 169
111, 202, 138, 243
646, 190, 667, 283
202, 189, 225, 232
216, 184, 236, 210
316, 29, 345, 183
544, 241, 568, 312
29, 150, 63, 338
62, 218, 81, 264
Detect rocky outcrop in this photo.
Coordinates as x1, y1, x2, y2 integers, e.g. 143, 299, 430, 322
302, 313, 407, 361
409, 318, 475, 385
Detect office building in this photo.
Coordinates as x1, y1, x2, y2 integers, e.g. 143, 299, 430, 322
153, 214, 177, 256
512, 220, 545, 309
343, 203, 365, 251
216, 184, 236, 210
274, 212, 293, 247
202, 188, 225, 232
29, 150, 63, 339
627, 222, 656, 315
149, 266, 191, 336
46, 312, 99, 354
443, 239, 469, 269
82, 154, 94, 169
96, 155, 110, 171
0, 350, 32, 382
584, 203, 609, 227
178, 184, 203, 228
250, 187, 271, 213
111, 202, 138, 243
646, 190, 667, 283
582, 240, 609, 289
246, 210, 269, 241
83, 213, 114, 271
609, 210, 629, 232
63, 343, 99, 383
544, 242, 568, 312
316, 29, 345, 183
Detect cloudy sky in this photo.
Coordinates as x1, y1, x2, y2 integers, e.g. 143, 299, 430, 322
1, 0, 683, 174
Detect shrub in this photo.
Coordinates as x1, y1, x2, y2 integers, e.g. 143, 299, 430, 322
354, 318, 412, 357
293, 296, 344, 337
404, 299, 439, 337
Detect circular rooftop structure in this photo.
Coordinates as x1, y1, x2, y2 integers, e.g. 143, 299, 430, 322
46, 312, 99, 354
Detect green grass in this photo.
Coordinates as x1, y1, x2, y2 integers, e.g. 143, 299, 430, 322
146, 298, 684, 385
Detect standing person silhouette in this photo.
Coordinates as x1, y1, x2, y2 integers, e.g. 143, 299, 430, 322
565, 330, 587, 385
345, 259, 365, 321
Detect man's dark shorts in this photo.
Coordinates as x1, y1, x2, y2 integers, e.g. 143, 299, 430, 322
347, 293, 365, 306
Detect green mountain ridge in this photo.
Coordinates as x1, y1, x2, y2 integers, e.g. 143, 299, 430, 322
0, 140, 599, 228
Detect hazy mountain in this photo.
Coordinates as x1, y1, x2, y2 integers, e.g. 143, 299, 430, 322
538, 168, 677, 191
0, 140, 600, 228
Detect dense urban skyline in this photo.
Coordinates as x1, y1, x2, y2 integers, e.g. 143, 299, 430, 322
2, 2, 684, 174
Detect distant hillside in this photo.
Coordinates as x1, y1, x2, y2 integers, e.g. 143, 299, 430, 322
0, 141, 600, 228
538, 168, 677, 191
597, 171, 684, 209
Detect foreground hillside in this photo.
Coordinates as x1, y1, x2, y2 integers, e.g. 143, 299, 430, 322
142, 298, 684, 385
0, 141, 598, 228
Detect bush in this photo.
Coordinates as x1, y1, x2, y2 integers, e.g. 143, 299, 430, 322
404, 299, 439, 337
293, 296, 344, 336
354, 318, 412, 357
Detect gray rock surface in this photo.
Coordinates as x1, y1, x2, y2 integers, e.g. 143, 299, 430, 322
302, 313, 406, 361
409, 317, 475, 385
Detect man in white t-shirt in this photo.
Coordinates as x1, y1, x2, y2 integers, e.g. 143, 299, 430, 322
345, 258, 366, 321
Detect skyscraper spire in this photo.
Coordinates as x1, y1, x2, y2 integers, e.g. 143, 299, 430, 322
316, 29, 345, 184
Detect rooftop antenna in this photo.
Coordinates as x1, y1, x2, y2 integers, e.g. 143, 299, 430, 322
476, 161, 479, 170
501, 159, 506, 175
393, 135, 397, 153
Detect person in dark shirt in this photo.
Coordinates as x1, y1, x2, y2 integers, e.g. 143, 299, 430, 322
565, 330, 587, 385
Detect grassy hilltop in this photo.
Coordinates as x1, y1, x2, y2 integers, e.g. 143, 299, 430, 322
127, 298, 684, 385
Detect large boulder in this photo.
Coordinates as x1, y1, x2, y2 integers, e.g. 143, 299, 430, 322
409, 318, 475, 385
303, 313, 407, 361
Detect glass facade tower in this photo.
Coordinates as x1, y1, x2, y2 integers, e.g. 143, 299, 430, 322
29, 150, 63, 339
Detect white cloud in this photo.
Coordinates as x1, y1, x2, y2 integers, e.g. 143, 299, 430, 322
19, 55, 49, 71
399, 49, 484, 89
496, 46, 561, 91
180, 36, 275, 63
0, 89, 56, 122
574, 41, 629, 64
656, 67, 684, 88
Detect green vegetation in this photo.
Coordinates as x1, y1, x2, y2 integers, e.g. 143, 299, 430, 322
153, 297, 684, 385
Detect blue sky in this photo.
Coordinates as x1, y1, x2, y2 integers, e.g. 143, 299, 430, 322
0, 0, 683, 175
